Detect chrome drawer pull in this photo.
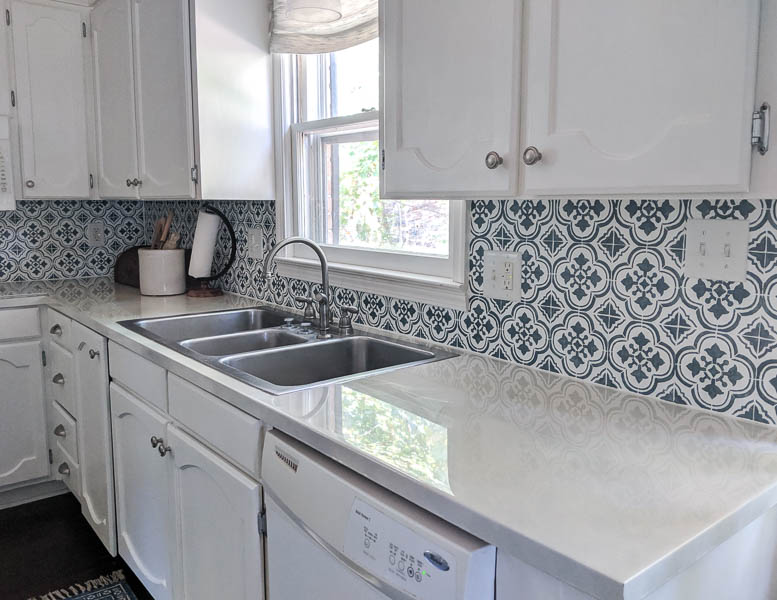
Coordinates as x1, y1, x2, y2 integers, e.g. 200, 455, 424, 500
52, 373, 65, 385
50, 324, 62, 336
58, 462, 70, 476
54, 424, 66, 438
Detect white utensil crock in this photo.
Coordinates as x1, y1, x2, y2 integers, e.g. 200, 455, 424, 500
138, 248, 186, 296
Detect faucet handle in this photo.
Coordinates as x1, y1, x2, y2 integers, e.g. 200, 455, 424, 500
294, 295, 317, 320
338, 305, 358, 335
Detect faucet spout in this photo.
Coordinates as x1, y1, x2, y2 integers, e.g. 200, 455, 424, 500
262, 237, 332, 338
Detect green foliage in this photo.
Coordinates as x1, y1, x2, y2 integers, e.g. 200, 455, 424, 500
340, 389, 451, 491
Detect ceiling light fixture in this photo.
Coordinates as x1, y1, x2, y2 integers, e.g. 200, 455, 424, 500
286, 0, 342, 23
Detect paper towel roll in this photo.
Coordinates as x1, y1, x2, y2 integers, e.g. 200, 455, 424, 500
188, 210, 221, 278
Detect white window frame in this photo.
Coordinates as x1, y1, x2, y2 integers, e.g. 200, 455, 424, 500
272, 53, 468, 310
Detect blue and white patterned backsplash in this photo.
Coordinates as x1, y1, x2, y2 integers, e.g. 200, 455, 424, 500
8, 197, 777, 425
0, 200, 145, 282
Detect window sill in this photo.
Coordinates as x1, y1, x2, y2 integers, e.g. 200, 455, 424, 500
275, 256, 467, 310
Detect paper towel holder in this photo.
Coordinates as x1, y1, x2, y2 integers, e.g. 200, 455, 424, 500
186, 203, 237, 298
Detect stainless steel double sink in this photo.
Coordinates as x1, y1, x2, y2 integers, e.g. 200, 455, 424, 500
120, 307, 457, 395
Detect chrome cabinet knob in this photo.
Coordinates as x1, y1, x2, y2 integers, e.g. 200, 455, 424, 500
54, 424, 66, 438
49, 324, 63, 336
58, 462, 70, 476
52, 373, 65, 385
150, 435, 162, 449
25, 180, 35, 188
126, 179, 133, 187
158, 444, 172, 457
485, 151, 504, 170
132, 178, 142, 186
522, 146, 543, 166
89, 349, 100, 359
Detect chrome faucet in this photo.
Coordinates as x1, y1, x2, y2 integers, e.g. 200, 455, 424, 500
262, 237, 332, 339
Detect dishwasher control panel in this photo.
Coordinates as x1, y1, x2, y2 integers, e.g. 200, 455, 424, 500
344, 497, 456, 599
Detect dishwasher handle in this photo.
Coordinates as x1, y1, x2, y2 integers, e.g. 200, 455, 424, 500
264, 487, 416, 600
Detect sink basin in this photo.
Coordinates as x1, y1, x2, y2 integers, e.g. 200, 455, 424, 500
124, 309, 288, 342
180, 329, 308, 357
220, 336, 437, 391
120, 307, 456, 395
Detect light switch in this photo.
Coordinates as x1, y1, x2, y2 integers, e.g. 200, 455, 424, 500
247, 228, 264, 259
87, 220, 105, 247
483, 251, 522, 301
685, 219, 749, 282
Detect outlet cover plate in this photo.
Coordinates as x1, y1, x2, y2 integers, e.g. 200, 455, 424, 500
86, 220, 105, 247
483, 251, 522, 301
247, 228, 264, 259
685, 218, 749, 282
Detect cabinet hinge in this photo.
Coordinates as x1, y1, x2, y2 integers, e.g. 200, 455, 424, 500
257, 508, 267, 536
191, 164, 199, 184
41, 349, 47, 367
89, 173, 94, 189
752, 102, 770, 156
48, 449, 53, 465
82, 22, 87, 38
5, 9, 10, 26
10, 90, 15, 108
381, 149, 385, 171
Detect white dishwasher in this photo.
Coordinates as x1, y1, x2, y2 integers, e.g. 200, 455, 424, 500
261, 430, 496, 600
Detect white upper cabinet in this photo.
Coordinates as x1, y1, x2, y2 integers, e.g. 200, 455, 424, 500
11, 0, 91, 198
192, 0, 275, 200
132, 0, 195, 199
91, 0, 138, 199
522, 0, 762, 196
380, 0, 521, 199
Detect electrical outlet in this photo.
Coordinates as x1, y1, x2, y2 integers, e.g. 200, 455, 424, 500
247, 228, 264, 259
86, 220, 105, 247
483, 251, 522, 301
685, 218, 749, 281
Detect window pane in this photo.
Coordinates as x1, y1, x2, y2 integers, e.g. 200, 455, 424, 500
330, 38, 379, 117
322, 138, 449, 256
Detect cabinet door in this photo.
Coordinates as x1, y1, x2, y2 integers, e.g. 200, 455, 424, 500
0, 341, 47, 487
380, 0, 521, 198
92, 0, 139, 199
133, 0, 195, 199
522, 0, 761, 195
73, 322, 116, 556
111, 383, 174, 600
168, 425, 263, 600
11, 0, 90, 198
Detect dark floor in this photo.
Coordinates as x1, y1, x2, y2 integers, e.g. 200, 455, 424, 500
0, 493, 152, 600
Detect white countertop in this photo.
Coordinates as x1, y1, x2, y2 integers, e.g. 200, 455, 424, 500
5, 277, 777, 600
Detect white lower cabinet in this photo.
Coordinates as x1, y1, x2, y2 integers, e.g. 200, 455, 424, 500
109, 352, 265, 600
73, 322, 116, 555
111, 382, 175, 600
0, 340, 47, 487
169, 425, 264, 600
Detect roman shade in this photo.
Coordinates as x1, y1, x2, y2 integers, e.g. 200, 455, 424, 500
270, 0, 378, 54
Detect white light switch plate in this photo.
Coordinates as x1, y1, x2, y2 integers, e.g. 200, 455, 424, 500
247, 228, 264, 259
86, 220, 105, 247
685, 218, 749, 282
483, 251, 522, 301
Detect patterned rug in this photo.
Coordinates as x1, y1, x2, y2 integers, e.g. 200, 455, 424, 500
26, 570, 137, 600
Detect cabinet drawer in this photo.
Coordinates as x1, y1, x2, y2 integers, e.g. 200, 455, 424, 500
52, 442, 81, 499
45, 309, 72, 349
0, 307, 40, 340
51, 400, 78, 463
48, 343, 75, 416
168, 374, 261, 478
109, 341, 167, 412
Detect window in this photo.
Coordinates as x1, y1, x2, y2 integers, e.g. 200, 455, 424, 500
275, 39, 466, 309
